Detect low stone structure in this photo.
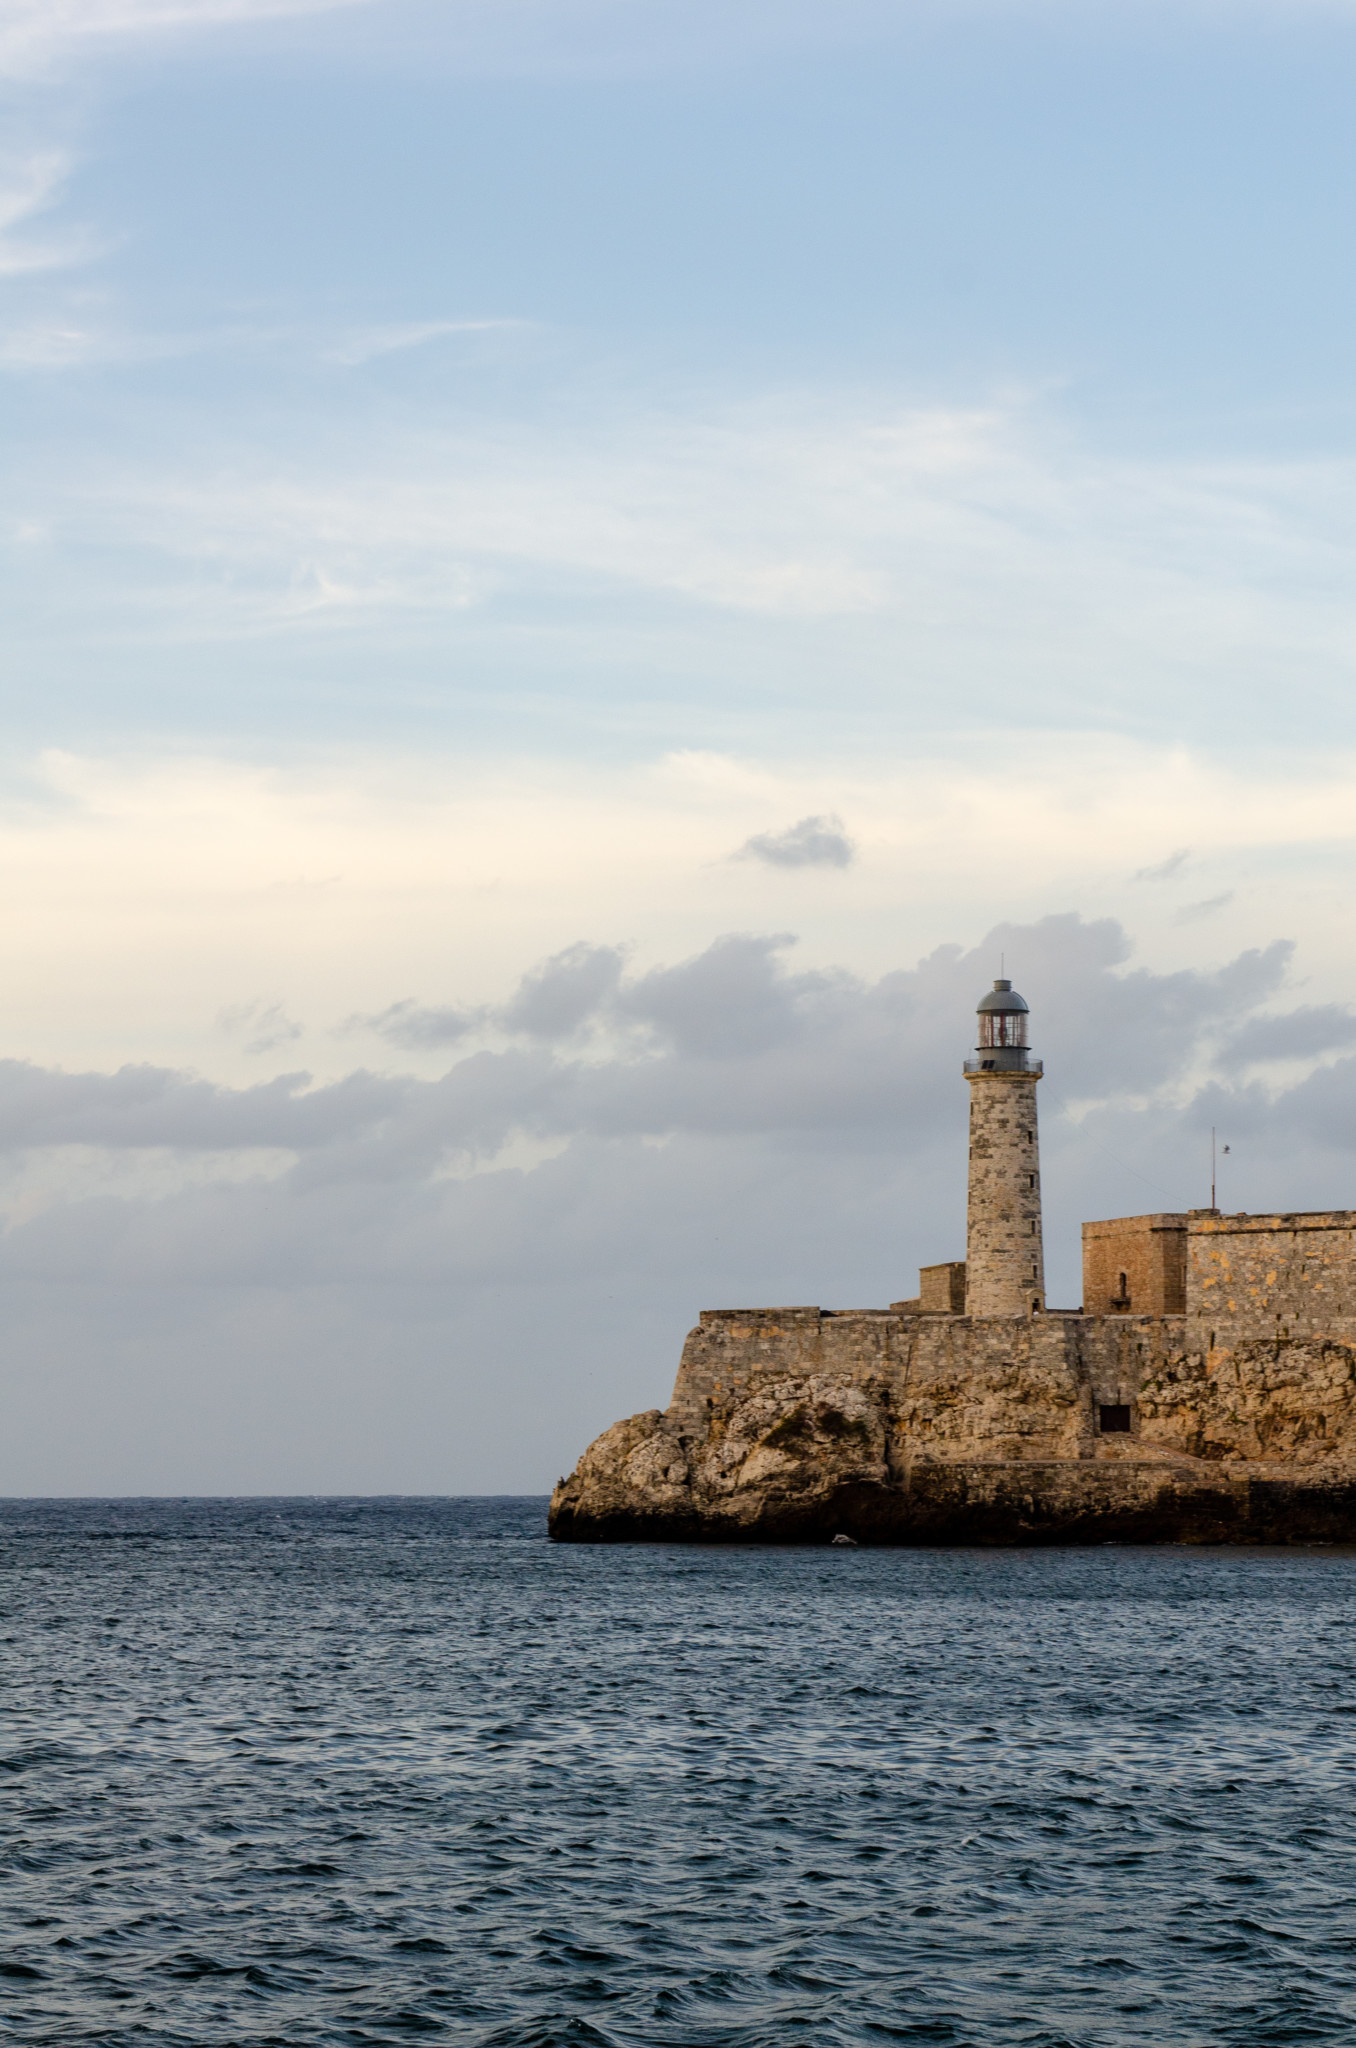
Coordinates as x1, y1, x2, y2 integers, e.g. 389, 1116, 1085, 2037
1190, 1210, 1356, 1345
1083, 1213, 1186, 1316
550, 981, 1356, 1544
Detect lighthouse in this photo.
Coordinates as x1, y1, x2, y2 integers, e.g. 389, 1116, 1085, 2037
964, 979, 1045, 1316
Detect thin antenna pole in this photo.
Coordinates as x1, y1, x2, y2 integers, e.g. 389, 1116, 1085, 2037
1211, 1127, 1216, 1210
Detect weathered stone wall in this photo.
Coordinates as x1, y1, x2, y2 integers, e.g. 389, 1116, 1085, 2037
965, 1072, 1044, 1315
1083, 1214, 1187, 1316
1187, 1209, 1356, 1341
665, 1306, 1183, 1457
550, 1302, 1356, 1542
919, 1261, 967, 1311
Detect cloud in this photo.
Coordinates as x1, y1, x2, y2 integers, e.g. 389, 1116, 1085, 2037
1135, 848, 1191, 882
26, 377, 1356, 761
219, 999, 304, 1055
499, 941, 627, 1041
351, 998, 485, 1050
0, 0, 373, 79
0, 152, 90, 278
1174, 891, 1235, 924
2, 910, 1355, 1489
736, 814, 856, 870
322, 319, 527, 367
1219, 1002, 1356, 1067
0, 915, 1303, 1171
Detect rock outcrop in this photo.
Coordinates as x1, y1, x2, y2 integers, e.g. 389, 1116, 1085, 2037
549, 1308, 1356, 1544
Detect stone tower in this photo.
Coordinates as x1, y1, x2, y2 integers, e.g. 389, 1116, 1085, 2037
965, 979, 1045, 1316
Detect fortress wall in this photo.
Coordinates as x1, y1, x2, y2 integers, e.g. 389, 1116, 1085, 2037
1187, 1210, 1356, 1340
1083, 1215, 1186, 1316
661, 1299, 1356, 1477
553, 1307, 1356, 1542
666, 1308, 905, 1432
667, 1307, 1189, 1463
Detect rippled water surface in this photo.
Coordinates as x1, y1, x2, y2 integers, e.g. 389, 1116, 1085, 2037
3, 1501, 1356, 2045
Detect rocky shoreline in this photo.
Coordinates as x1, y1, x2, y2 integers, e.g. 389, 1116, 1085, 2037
548, 1315, 1356, 1545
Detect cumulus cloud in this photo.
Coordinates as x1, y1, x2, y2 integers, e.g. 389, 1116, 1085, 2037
499, 941, 627, 1041
735, 815, 855, 870
1219, 1003, 1356, 1067
0, 914, 1305, 1172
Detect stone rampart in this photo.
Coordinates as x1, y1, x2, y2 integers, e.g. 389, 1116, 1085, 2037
551, 1302, 1356, 1543
1187, 1209, 1356, 1342
666, 1306, 1184, 1458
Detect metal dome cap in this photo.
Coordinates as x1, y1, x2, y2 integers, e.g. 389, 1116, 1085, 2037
976, 978, 1029, 1015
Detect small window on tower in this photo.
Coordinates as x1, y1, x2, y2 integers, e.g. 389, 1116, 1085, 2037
1099, 1404, 1132, 1434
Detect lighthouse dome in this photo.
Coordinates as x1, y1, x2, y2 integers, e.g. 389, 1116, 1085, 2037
977, 979, 1029, 1016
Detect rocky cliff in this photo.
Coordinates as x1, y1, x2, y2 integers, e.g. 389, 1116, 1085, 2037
548, 1308, 1356, 1544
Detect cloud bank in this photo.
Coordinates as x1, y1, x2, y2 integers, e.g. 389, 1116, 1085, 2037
2, 913, 1354, 1494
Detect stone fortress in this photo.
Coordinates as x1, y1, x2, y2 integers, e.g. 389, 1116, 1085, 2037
550, 979, 1356, 1543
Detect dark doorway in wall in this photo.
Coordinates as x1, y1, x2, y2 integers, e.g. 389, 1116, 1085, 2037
1099, 1404, 1132, 1434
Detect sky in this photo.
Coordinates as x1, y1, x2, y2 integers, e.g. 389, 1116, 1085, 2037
3, 0, 1356, 1492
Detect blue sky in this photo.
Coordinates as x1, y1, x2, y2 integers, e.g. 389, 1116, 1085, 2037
4, 0, 1356, 1489
10, 0, 1356, 758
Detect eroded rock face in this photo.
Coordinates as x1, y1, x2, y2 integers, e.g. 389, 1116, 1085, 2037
1139, 1339, 1356, 1464
549, 1312, 1356, 1544
550, 1377, 889, 1541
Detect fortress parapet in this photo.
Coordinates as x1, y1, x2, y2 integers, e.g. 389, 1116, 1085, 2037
1188, 1209, 1356, 1343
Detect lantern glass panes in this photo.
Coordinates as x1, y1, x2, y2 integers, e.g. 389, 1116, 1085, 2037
979, 1008, 1028, 1050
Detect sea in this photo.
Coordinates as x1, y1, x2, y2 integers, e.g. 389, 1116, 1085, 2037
1, 1498, 1354, 2046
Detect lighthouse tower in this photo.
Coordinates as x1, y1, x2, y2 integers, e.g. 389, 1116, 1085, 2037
965, 979, 1045, 1316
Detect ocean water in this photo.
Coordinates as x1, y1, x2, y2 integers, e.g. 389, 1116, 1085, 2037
1, 1502, 1355, 2046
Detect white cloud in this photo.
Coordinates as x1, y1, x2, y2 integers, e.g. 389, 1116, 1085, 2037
321, 319, 528, 367
24, 388, 1356, 707
0, 151, 91, 278
0, 0, 373, 79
